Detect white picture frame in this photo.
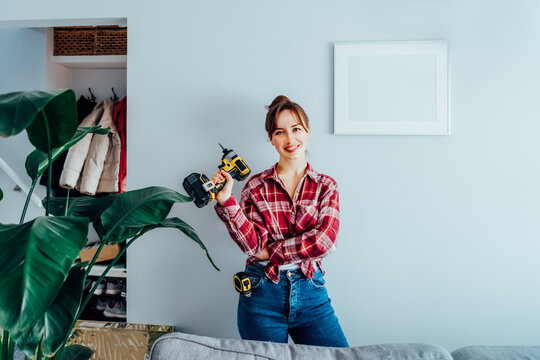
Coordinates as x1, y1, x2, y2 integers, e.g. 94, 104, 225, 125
334, 41, 449, 135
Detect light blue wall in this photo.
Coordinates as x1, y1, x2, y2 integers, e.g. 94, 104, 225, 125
0, 28, 47, 223
0, 28, 46, 93
2, 0, 540, 351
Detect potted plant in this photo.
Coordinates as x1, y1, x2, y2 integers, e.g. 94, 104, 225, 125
0, 89, 218, 360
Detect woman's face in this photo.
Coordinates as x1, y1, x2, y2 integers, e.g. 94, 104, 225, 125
270, 109, 310, 161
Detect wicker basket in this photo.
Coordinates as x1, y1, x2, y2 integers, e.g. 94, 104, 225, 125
54, 26, 127, 56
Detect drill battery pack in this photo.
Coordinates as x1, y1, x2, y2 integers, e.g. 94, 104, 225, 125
182, 173, 213, 208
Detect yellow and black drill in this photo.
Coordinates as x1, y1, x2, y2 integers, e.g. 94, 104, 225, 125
183, 144, 250, 208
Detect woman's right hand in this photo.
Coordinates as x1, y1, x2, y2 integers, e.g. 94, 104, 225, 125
211, 170, 234, 206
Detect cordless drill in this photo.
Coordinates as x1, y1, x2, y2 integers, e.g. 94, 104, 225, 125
183, 144, 250, 208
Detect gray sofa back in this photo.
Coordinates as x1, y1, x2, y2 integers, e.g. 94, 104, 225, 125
149, 332, 453, 360
451, 346, 540, 360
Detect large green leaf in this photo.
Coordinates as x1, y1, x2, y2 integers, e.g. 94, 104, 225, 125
101, 187, 193, 243
25, 126, 110, 181
47, 194, 118, 222
0, 216, 88, 334
10, 267, 86, 357
0, 90, 77, 150
141, 217, 219, 270
0, 90, 54, 137
26, 91, 77, 151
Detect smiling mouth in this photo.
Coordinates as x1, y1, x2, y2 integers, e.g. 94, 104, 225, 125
284, 145, 300, 153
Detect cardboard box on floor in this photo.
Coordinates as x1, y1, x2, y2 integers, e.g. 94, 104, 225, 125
67, 320, 173, 360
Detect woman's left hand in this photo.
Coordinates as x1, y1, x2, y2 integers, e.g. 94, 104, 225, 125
254, 247, 269, 260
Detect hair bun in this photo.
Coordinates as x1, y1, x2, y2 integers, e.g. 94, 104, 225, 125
265, 95, 291, 110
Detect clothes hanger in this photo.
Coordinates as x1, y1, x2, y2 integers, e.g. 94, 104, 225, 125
87, 88, 97, 103
110, 87, 119, 103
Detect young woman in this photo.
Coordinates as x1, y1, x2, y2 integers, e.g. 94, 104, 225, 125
212, 95, 348, 347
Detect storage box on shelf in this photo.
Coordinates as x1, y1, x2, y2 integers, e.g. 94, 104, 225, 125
80, 243, 122, 263
53, 26, 127, 56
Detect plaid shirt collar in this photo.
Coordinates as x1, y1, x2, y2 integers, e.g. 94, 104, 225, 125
262, 162, 319, 184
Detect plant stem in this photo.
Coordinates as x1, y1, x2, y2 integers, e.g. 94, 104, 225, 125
34, 341, 42, 360
64, 189, 70, 217
85, 241, 106, 277
1, 329, 6, 360
46, 151, 52, 217
55, 233, 142, 360
42, 110, 52, 216
7, 336, 13, 360
20, 178, 38, 224
1, 330, 13, 360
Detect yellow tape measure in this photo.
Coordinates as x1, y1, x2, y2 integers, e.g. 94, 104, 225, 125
233, 272, 253, 297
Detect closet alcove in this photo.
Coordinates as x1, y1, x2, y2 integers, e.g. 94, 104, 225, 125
43, 19, 128, 322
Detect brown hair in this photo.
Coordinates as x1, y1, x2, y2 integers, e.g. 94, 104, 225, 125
265, 95, 309, 139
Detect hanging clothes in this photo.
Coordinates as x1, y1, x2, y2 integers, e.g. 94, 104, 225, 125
60, 100, 105, 190
113, 96, 127, 192
77, 95, 99, 122
60, 99, 121, 195
39, 95, 96, 197
82, 99, 121, 195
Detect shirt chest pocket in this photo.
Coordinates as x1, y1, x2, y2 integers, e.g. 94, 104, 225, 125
294, 200, 320, 231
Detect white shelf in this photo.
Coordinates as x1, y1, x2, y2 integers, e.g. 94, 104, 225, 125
88, 264, 127, 278
52, 55, 127, 69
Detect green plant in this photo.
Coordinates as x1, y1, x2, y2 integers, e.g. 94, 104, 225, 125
0, 90, 219, 360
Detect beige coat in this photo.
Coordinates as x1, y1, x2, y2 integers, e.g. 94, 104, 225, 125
60, 99, 121, 195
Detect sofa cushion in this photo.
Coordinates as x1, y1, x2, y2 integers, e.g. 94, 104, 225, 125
451, 345, 540, 360
149, 332, 453, 360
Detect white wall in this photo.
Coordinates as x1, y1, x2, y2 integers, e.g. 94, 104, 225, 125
2, 0, 540, 351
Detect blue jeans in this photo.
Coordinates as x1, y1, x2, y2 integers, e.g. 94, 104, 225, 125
237, 263, 349, 347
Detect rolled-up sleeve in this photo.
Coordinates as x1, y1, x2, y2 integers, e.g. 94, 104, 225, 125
214, 188, 269, 256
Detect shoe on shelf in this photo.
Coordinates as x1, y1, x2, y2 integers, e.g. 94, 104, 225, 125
96, 298, 109, 311
106, 278, 123, 295
93, 279, 107, 296
103, 300, 126, 319
121, 282, 127, 298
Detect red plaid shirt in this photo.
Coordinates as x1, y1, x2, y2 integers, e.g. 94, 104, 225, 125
214, 163, 340, 283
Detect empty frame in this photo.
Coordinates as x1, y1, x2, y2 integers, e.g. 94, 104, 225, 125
334, 41, 449, 135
